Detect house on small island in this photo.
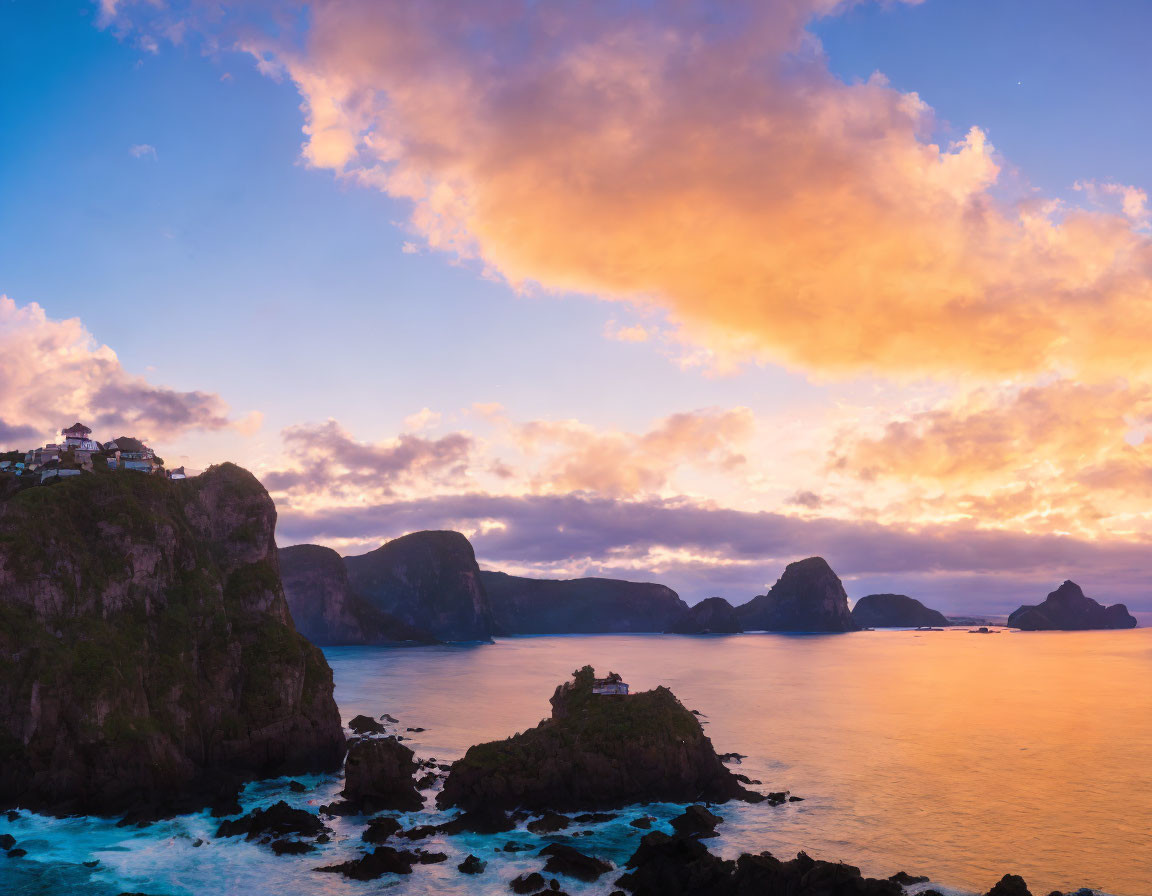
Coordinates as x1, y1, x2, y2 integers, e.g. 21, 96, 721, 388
592, 672, 629, 695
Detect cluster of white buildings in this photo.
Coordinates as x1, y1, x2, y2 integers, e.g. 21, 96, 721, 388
0, 422, 187, 484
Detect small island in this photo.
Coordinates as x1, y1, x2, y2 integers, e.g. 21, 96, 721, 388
438, 666, 762, 812
1009, 580, 1137, 630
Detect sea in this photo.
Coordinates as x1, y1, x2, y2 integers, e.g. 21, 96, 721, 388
3, 628, 1151, 896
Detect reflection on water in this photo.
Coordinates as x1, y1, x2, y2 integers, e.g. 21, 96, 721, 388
3, 629, 1150, 896
329, 629, 1152, 895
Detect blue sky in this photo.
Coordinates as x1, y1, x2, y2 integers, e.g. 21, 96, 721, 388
2, 0, 1151, 612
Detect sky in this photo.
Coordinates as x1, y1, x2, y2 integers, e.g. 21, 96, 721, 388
2, 0, 1151, 615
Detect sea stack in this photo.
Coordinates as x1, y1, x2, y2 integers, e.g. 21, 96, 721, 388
438, 666, 761, 811
0, 463, 345, 817
344, 530, 494, 642
736, 557, 858, 632
1008, 581, 1137, 631
279, 544, 437, 645
668, 597, 743, 634
851, 594, 950, 628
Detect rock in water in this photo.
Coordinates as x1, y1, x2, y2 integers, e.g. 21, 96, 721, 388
617, 833, 903, 896
985, 874, 1033, 896
0, 463, 345, 817
851, 594, 950, 628
438, 666, 760, 812
735, 557, 858, 632
342, 737, 424, 812
667, 597, 743, 634
279, 544, 438, 646
344, 531, 494, 642
481, 571, 688, 634
1008, 581, 1137, 631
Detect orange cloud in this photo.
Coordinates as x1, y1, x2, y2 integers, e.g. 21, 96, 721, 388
517, 407, 754, 497
138, 0, 1151, 379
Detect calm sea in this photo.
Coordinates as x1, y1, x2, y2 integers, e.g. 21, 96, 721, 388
4, 629, 1150, 896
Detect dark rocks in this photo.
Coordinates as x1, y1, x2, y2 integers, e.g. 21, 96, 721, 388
504, 841, 534, 852
539, 843, 612, 881
279, 543, 437, 646
668, 597, 743, 634
439, 805, 515, 834
317, 847, 446, 880
348, 715, 387, 735
416, 772, 439, 790
397, 824, 438, 840
985, 874, 1033, 896
718, 753, 745, 764
670, 805, 723, 837
483, 570, 688, 634
362, 816, 402, 843
616, 834, 902, 896
890, 870, 930, 885
7, 848, 26, 858
1009, 581, 1137, 631
0, 463, 346, 817
735, 557, 858, 632
287, 780, 307, 793
528, 811, 571, 833
630, 817, 654, 829
0, 834, 14, 850
214, 801, 326, 841
439, 666, 760, 812
270, 839, 313, 855
342, 736, 424, 812
407, 727, 426, 732
852, 594, 950, 628
344, 530, 494, 642
458, 854, 487, 874
511, 872, 547, 893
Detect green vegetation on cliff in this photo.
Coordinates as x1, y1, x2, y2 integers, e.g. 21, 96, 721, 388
439, 666, 758, 812
0, 463, 345, 816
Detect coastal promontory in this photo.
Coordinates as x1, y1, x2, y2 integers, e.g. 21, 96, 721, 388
851, 593, 950, 628
735, 557, 858, 632
344, 530, 494, 642
438, 666, 760, 811
483, 570, 688, 634
1008, 580, 1137, 631
279, 543, 437, 645
0, 463, 345, 816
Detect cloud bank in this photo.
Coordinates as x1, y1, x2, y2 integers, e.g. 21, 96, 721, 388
0, 296, 246, 449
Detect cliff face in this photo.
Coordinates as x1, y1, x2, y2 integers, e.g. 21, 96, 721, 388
851, 594, 949, 628
668, 597, 743, 634
736, 557, 857, 632
344, 530, 493, 642
279, 544, 436, 646
438, 666, 759, 812
0, 464, 345, 816
1008, 581, 1137, 631
482, 571, 688, 634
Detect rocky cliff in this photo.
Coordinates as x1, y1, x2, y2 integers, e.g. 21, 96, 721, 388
0, 463, 345, 817
1008, 581, 1137, 631
482, 571, 688, 634
279, 544, 436, 646
851, 593, 949, 628
735, 557, 858, 632
344, 531, 494, 642
668, 597, 743, 634
438, 665, 760, 811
